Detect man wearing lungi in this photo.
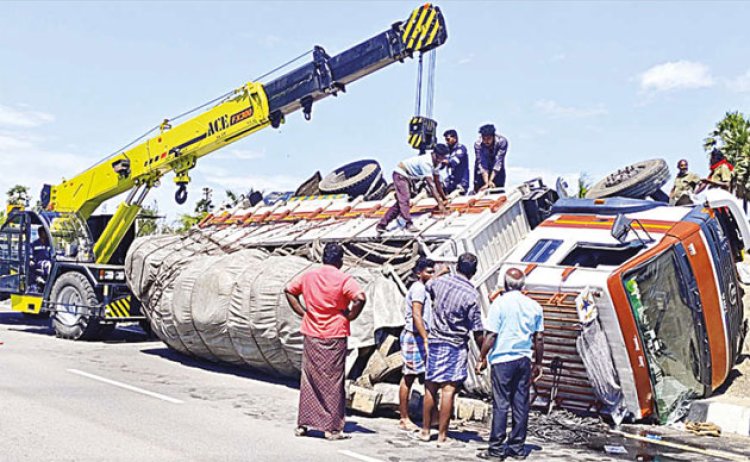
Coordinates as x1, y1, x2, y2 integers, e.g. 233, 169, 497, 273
412, 253, 484, 448
285, 243, 367, 440
398, 257, 436, 431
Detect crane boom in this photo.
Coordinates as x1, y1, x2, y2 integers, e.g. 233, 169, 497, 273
42, 4, 447, 264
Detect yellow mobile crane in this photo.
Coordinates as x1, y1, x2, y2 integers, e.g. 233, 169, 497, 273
0, 4, 447, 339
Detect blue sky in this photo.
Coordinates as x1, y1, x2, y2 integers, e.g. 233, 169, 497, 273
1, 1, 749, 220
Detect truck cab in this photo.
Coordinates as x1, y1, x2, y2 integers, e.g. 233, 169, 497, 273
495, 190, 749, 423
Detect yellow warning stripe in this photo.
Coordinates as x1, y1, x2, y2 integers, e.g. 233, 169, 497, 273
414, 8, 437, 50
407, 6, 431, 50
425, 11, 442, 47
401, 6, 421, 43
105, 297, 131, 318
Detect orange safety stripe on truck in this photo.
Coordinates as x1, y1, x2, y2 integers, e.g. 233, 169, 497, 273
666, 222, 728, 388
541, 215, 676, 233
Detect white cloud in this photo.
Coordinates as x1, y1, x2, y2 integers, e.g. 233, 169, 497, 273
535, 99, 607, 118
727, 69, 750, 93
0, 132, 93, 205
551, 53, 566, 62
638, 60, 714, 92
0, 104, 54, 128
457, 53, 474, 65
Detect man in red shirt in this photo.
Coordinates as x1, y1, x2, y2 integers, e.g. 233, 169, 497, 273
285, 243, 367, 440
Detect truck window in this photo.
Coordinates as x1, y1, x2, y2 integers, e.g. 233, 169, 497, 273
623, 250, 704, 423
522, 239, 563, 263
560, 242, 641, 268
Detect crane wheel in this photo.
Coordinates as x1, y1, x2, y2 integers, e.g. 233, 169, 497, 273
49, 272, 109, 341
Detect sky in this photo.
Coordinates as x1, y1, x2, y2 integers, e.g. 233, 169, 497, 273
1, 0, 749, 222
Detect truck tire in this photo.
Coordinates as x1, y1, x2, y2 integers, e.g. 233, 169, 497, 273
319, 160, 381, 197
365, 178, 389, 201
586, 159, 670, 200
50, 272, 105, 340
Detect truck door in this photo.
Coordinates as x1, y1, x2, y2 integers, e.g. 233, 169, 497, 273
0, 212, 28, 298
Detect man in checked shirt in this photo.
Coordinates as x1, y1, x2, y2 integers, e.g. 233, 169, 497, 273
411, 252, 485, 448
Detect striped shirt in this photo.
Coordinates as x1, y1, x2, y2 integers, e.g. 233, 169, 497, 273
426, 274, 483, 346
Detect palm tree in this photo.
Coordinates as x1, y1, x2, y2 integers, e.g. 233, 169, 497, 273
704, 111, 750, 202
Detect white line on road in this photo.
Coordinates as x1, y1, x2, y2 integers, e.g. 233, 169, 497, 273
67, 368, 184, 404
338, 450, 385, 462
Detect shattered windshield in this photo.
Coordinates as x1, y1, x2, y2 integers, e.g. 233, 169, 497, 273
623, 249, 704, 423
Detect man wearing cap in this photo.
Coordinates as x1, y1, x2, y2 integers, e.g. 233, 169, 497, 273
474, 124, 509, 192
442, 129, 470, 195
377, 145, 449, 234
669, 159, 701, 205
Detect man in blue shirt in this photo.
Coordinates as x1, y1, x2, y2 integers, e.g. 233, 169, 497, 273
442, 129, 470, 195
476, 268, 544, 460
474, 124, 509, 192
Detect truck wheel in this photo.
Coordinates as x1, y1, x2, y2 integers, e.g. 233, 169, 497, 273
319, 160, 381, 197
586, 159, 670, 200
50, 272, 105, 340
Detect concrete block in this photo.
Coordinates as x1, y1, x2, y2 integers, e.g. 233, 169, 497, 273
687, 397, 750, 436
348, 385, 383, 415
455, 396, 492, 423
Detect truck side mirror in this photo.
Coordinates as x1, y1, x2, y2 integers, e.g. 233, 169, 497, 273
612, 213, 632, 243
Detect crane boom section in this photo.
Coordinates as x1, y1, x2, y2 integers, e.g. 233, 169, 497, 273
41, 3, 447, 264
47, 83, 270, 219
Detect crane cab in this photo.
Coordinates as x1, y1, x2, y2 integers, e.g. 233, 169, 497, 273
0, 210, 144, 339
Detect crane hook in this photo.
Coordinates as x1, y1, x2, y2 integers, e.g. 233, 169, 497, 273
175, 184, 188, 205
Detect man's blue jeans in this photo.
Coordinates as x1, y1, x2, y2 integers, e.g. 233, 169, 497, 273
489, 357, 531, 457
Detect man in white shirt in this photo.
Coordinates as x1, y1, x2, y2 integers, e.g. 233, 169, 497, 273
377, 144, 449, 233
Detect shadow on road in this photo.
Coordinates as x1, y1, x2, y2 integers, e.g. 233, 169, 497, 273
0, 312, 53, 335
140, 346, 300, 390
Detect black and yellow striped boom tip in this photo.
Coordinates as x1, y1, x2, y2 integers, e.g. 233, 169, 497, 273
401, 3, 447, 53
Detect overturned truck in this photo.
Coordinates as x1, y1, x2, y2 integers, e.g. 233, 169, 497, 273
125, 180, 557, 392
125, 162, 750, 424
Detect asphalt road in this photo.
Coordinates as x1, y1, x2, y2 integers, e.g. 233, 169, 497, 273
2, 306, 749, 462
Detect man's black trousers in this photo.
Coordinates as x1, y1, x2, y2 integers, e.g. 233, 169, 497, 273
489, 357, 531, 457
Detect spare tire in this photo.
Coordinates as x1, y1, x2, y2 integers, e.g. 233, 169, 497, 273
319, 160, 381, 197
586, 159, 670, 200
365, 178, 388, 201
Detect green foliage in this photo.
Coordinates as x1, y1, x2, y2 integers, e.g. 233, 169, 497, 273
174, 212, 206, 234
705, 111, 750, 199
6, 184, 30, 207
136, 201, 161, 237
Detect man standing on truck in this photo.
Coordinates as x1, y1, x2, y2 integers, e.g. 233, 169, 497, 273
412, 253, 484, 448
285, 242, 367, 441
398, 257, 435, 432
376, 145, 449, 234
30, 228, 52, 292
701, 148, 734, 191
669, 159, 701, 205
442, 129, 470, 195
474, 124, 509, 192
476, 268, 544, 460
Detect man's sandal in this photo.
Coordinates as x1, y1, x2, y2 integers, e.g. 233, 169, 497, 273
324, 431, 351, 441
294, 426, 308, 437
407, 430, 431, 442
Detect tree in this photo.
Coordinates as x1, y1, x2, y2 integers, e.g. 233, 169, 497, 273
136, 201, 161, 237
704, 111, 750, 201
194, 187, 213, 214
6, 184, 31, 208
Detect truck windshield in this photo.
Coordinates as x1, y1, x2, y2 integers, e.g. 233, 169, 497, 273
623, 249, 704, 423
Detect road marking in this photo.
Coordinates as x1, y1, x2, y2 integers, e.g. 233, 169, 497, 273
67, 369, 184, 404
338, 450, 385, 462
